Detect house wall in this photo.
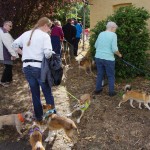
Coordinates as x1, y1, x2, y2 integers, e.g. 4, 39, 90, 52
89, 0, 150, 30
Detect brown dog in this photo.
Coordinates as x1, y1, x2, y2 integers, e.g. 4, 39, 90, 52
62, 50, 71, 65
67, 93, 91, 123
78, 57, 93, 75
37, 105, 78, 144
118, 85, 150, 110
29, 122, 45, 150
61, 41, 71, 65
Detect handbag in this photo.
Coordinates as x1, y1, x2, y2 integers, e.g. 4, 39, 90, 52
49, 54, 63, 86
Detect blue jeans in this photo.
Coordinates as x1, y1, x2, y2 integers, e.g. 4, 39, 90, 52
95, 58, 115, 94
23, 66, 55, 121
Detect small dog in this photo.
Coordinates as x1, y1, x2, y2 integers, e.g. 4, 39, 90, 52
62, 41, 71, 65
62, 50, 71, 65
118, 85, 150, 110
29, 122, 45, 150
78, 57, 93, 75
62, 64, 70, 82
36, 104, 78, 144
67, 93, 91, 123
0, 111, 33, 134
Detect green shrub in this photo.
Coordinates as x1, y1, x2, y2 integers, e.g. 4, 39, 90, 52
89, 6, 150, 78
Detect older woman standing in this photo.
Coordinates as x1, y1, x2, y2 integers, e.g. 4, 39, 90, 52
12, 17, 55, 121
0, 21, 18, 87
94, 21, 122, 96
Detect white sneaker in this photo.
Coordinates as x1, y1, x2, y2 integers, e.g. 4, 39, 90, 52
0, 82, 9, 87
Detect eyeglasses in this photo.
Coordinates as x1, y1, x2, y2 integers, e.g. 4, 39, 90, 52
6, 24, 12, 28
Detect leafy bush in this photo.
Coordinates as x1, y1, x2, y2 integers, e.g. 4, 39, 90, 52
89, 6, 150, 78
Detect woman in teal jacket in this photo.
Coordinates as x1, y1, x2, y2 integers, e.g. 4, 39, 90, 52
94, 21, 122, 96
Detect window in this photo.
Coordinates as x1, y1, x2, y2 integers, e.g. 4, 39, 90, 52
113, 3, 132, 10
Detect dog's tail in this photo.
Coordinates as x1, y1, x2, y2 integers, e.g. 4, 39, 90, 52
35, 141, 45, 150
124, 85, 131, 92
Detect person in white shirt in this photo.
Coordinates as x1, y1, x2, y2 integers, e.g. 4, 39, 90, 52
0, 21, 18, 87
12, 17, 55, 121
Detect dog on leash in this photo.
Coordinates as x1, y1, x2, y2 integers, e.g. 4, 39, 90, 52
62, 49, 71, 65
118, 85, 150, 110
0, 111, 33, 135
78, 57, 95, 75
29, 122, 45, 150
62, 64, 70, 83
67, 93, 91, 123
36, 104, 78, 144
61, 41, 71, 65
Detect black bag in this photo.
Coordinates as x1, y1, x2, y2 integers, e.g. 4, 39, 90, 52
49, 54, 63, 86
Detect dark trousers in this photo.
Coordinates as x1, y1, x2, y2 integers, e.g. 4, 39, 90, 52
95, 58, 115, 94
74, 38, 80, 56
51, 36, 61, 55
1, 64, 13, 83
23, 66, 55, 121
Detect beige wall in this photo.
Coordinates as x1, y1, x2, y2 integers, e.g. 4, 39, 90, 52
89, 0, 150, 30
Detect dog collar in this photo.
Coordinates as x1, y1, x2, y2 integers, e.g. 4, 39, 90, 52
43, 108, 55, 119
18, 113, 25, 122
80, 101, 90, 111
29, 127, 42, 135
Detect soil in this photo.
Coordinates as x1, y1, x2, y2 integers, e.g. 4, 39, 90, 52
0, 53, 150, 150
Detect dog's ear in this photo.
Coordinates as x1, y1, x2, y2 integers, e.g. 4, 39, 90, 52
43, 104, 52, 110
47, 104, 52, 109
42, 104, 47, 109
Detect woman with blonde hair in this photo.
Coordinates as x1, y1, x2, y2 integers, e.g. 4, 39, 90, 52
12, 17, 55, 121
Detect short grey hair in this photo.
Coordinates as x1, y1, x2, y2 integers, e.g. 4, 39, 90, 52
3, 21, 12, 26
106, 21, 118, 29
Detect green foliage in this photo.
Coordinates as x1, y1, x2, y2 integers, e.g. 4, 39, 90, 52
89, 6, 150, 78
0, 0, 83, 38
55, 2, 90, 28
78, 5, 90, 28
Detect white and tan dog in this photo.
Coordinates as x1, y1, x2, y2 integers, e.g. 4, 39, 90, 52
29, 122, 45, 150
67, 93, 91, 123
118, 85, 150, 110
0, 111, 33, 134
78, 57, 93, 75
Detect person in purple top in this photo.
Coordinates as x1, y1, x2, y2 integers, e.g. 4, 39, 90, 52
51, 20, 64, 56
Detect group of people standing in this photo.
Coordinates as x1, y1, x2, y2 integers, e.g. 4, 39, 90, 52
50, 18, 82, 58
0, 16, 121, 123
0, 17, 82, 121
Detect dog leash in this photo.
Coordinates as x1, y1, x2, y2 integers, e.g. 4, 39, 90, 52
119, 57, 150, 76
66, 90, 80, 101
63, 39, 73, 47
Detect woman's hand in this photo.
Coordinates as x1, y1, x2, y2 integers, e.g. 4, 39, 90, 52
17, 48, 22, 55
